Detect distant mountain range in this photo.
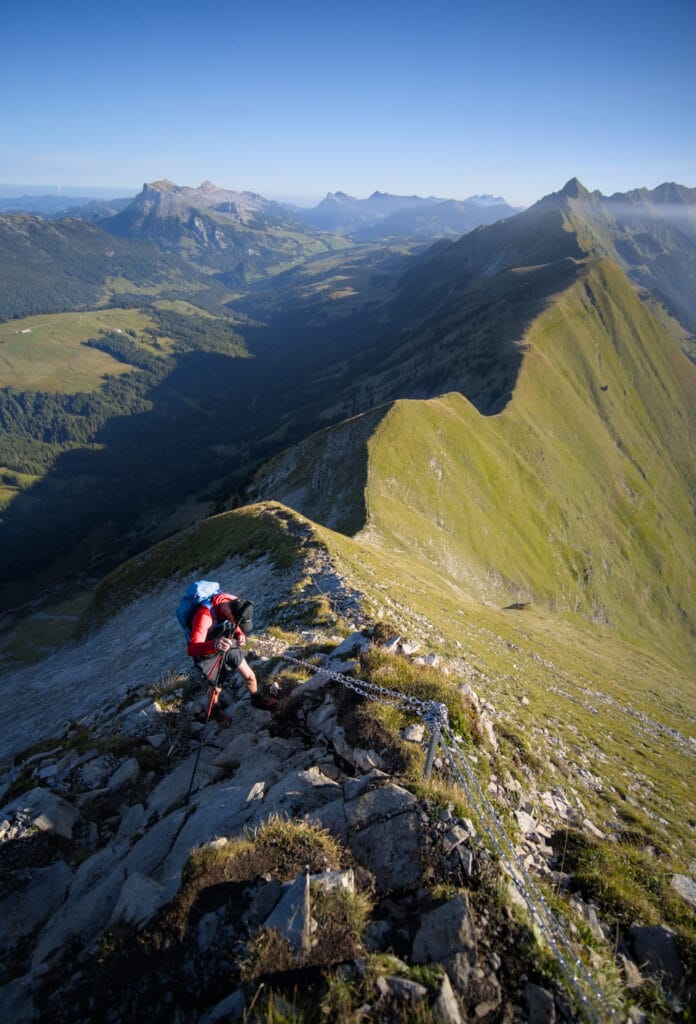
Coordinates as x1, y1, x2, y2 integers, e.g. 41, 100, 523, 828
89, 180, 524, 283
0, 182, 523, 247
295, 189, 523, 237
390, 177, 696, 344
0, 194, 132, 218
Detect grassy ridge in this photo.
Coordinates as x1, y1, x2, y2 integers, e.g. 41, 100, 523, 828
316, 523, 696, 858
360, 259, 696, 668
87, 501, 307, 625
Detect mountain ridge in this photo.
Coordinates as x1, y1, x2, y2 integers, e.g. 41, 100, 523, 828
251, 257, 696, 669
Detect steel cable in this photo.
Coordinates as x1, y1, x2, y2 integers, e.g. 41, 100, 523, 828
251, 637, 619, 1022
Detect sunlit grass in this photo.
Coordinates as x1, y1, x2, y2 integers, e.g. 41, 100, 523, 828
0, 308, 171, 392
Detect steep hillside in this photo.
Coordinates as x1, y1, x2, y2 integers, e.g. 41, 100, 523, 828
0, 305, 252, 611
0, 214, 215, 320
600, 182, 696, 335
252, 259, 696, 669
389, 178, 696, 353
103, 180, 347, 282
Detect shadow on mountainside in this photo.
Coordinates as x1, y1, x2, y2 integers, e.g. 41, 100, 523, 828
0, 253, 583, 611
364, 256, 585, 416
0, 349, 310, 611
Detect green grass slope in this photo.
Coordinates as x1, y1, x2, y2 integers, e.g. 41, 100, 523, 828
256, 258, 696, 671
0, 214, 220, 320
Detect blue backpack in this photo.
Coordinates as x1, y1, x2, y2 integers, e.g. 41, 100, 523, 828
176, 580, 220, 640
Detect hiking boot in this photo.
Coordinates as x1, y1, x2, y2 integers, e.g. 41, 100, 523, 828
250, 692, 278, 711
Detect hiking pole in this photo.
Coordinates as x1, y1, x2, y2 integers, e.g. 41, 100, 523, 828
185, 627, 230, 803
185, 682, 218, 804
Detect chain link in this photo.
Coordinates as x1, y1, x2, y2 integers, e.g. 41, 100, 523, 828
252, 636, 619, 1022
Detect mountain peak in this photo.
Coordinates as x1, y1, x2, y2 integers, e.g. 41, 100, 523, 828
145, 179, 177, 193
558, 177, 591, 200
531, 177, 596, 214
318, 191, 354, 208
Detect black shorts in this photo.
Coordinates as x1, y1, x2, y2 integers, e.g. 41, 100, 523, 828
194, 646, 244, 685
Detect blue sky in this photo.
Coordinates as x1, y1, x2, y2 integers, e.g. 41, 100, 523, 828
2, 0, 695, 206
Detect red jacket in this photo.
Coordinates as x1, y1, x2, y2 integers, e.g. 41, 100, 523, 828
187, 592, 242, 658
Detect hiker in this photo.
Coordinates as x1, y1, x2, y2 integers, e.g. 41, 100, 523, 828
182, 586, 277, 719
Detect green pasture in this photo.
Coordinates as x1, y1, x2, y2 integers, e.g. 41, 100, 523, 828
0, 467, 39, 510
98, 273, 209, 302
0, 309, 166, 393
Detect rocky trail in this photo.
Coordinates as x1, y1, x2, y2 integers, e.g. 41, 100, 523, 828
1, 605, 692, 1022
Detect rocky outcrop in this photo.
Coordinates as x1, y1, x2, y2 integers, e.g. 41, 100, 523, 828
0, 628, 687, 1022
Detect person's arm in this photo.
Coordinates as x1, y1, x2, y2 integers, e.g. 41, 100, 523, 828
186, 607, 219, 657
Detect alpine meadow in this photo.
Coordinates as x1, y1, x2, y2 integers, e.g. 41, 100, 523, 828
0, 167, 695, 1024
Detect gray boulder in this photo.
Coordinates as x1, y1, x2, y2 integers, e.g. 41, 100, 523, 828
108, 757, 140, 791
515, 809, 537, 836
303, 798, 348, 842
1, 787, 79, 840
110, 872, 165, 928
630, 924, 684, 989
671, 873, 696, 911
146, 755, 212, 818
79, 755, 112, 790
433, 972, 463, 1024
310, 868, 355, 893
324, 632, 371, 663
32, 842, 129, 969
376, 975, 427, 1003
125, 808, 188, 879
263, 872, 311, 955
256, 767, 342, 821
344, 781, 418, 828
345, 782, 422, 892
525, 982, 556, 1023
116, 802, 147, 840
412, 894, 477, 966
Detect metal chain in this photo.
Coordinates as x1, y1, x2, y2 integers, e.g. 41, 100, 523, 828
441, 726, 617, 1024
252, 636, 618, 1022
254, 637, 448, 723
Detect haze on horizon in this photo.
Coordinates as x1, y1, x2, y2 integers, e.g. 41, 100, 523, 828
2, 0, 695, 209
